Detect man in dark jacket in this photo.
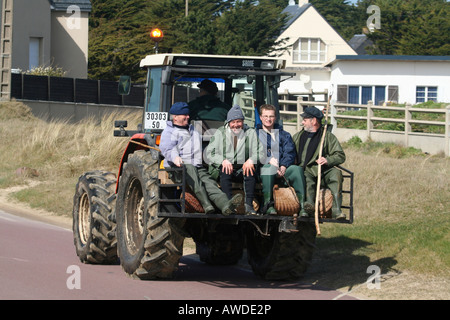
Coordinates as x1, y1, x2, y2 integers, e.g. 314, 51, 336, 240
292, 107, 346, 220
188, 79, 231, 121
257, 104, 306, 216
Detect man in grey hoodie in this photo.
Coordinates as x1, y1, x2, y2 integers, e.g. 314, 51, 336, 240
159, 102, 242, 215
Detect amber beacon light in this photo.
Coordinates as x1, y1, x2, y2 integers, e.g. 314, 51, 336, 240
150, 28, 164, 42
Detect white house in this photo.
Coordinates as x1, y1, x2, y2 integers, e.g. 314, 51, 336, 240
275, 0, 357, 95
328, 55, 450, 105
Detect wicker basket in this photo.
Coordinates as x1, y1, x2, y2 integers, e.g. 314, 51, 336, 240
273, 185, 299, 216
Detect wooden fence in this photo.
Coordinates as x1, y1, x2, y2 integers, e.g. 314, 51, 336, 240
277, 94, 450, 157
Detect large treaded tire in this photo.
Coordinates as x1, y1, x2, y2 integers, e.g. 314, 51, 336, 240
246, 221, 316, 280
73, 170, 118, 264
116, 150, 185, 280
196, 224, 244, 265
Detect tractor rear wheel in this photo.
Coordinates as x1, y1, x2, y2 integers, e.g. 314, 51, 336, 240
246, 221, 316, 280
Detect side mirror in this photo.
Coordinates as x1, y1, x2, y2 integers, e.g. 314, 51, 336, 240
118, 76, 131, 95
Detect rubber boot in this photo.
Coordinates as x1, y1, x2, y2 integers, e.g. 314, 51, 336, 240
221, 193, 243, 216
303, 192, 315, 216
332, 192, 346, 220
263, 193, 277, 215
297, 194, 309, 218
196, 189, 215, 215
244, 203, 257, 215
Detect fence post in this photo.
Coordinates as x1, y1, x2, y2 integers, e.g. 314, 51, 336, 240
367, 102, 373, 140
405, 103, 411, 148
297, 97, 303, 132
330, 100, 337, 130
445, 105, 450, 157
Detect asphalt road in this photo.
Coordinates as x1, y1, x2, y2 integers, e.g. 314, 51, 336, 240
0, 209, 358, 302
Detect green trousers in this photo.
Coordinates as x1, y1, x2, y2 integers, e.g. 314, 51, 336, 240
304, 167, 343, 204
260, 164, 306, 199
176, 164, 230, 211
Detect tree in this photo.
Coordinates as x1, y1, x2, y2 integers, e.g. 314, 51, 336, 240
310, 0, 361, 40
360, 0, 450, 55
89, 0, 153, 81
215, 0, 287, 56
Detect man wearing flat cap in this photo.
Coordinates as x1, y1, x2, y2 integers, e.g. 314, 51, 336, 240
160, 102, 242, 215
292, 107, 346, 220
188, 79, 231, 121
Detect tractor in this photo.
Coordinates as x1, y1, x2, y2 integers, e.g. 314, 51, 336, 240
72, 52, 353, 280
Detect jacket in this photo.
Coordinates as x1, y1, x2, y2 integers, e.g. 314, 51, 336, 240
292, 127, 346, 176
256, 123, 297, 168
205, 124, 264, 177
188, 95, 231, 121
159, 121, 203, 168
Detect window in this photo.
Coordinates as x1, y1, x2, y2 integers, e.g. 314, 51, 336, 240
293, 38, 327, 63
361, 86, 372, 105
337, 85, 390, 105
29, 37, 42, 70
416, 86, 437, 103
375, 86, 386, 105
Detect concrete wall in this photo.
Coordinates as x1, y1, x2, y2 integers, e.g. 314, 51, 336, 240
276, 5, 356, 69
51, 10, 89, 78
21, 99, 143, 123
333, 128, 449, 156
11, 0, 52, 71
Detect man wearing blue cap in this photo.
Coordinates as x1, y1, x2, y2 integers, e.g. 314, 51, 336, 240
292, 107, 346, 220
160, 102, 242, 215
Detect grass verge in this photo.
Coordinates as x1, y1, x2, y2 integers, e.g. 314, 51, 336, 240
1, 101, 448, 297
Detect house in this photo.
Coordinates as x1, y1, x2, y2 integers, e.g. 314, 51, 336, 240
0, 0, 91, 80
328, 55, 450, 105
275, 0, 357, 96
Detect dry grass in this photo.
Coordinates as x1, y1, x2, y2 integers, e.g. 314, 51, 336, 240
0, 101, 448, 299
0, 101, 141, 214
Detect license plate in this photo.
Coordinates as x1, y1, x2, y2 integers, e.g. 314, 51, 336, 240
145, 112, 168, 130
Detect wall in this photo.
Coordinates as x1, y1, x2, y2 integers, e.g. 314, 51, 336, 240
51, 10, 90, 78
22, 99, 143, 123
277, 6, 356, 69
11, 0, 52, 71
333, 128, 449, 156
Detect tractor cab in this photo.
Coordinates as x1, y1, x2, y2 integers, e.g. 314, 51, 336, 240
139, 53, 294, 135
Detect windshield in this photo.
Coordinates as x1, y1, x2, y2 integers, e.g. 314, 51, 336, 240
172, 74, 280, 129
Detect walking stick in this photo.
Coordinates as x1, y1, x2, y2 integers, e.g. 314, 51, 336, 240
314, 95, 332, 236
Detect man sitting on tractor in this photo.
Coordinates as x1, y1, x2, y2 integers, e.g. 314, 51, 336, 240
256, 104, 307, 216
292, 107, 346, 220
205, 104, 263, 215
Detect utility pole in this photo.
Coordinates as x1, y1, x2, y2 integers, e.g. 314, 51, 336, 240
0, 0, 13, 100
185, 0, 189, 17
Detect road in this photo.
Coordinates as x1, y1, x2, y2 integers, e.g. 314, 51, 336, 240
0, 209, 358, 302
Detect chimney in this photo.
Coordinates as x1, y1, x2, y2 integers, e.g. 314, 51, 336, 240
298, 0, 309, 6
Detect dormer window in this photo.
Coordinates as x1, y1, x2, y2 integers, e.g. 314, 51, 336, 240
292, 38, 327, 63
